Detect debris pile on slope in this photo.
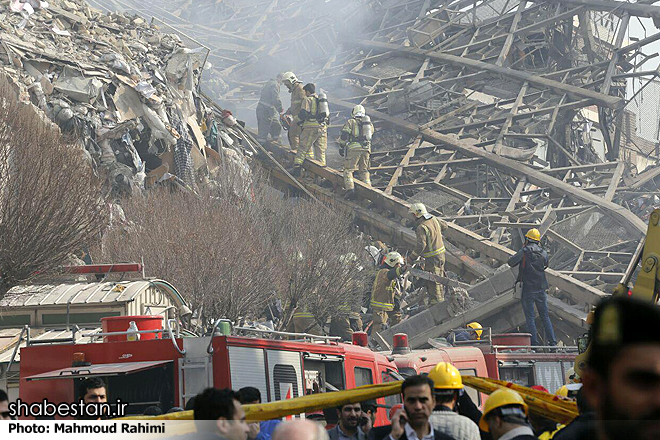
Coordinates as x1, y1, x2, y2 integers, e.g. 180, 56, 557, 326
0, 0, 252, 197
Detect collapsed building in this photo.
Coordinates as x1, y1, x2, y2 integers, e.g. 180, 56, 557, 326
3, 0, 660, 347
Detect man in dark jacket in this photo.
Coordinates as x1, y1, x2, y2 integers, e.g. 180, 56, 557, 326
328, 402, 367, 440
551, 389, 596, 440
580, 297, 660, 440
507, 228, 556, 347
368, 375, 456, 440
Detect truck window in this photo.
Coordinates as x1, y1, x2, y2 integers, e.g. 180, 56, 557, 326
381, 369, 402, 409
355, 367, 373, 387
458, 368, 480, 406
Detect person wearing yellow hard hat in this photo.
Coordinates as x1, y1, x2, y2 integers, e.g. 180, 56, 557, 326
428, 363, 480, 440
507, 227, 557, 348
451, 322, 483, 343
480, 388, 535, 440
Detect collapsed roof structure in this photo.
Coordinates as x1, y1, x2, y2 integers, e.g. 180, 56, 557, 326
10, 0, 660, 346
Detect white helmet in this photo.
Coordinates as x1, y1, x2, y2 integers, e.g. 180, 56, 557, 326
281, 71, 298, 87
565, 367, 580, 384
384, 251, 404, 268
352, 104, 366, 118
408, 202, 428, 218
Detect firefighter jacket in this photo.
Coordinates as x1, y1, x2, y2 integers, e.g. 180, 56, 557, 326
299, 94, 326, 128
508, 242, 549, 294
258, 79, 283, 113
371, 266, 405, 311
340, 117, 373, 150
413, 215, 448, 259
288, 82, 305, 121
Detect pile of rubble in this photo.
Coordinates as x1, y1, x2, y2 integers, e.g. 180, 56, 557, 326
0, 0, 251, 197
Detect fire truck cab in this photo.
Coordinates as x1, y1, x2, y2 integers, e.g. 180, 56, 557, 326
19, 317, 401, 424
369, 329, 577, 406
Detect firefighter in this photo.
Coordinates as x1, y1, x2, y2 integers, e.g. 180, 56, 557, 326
507, 228, 557, 347
293, 83, 328, 175
281, 72, 305, 153
256, 74, 284, 143
339, 105, 374, 199
289, 306, 323, 336
370, 251, 408, 334
330, 253, 364, 341
428, 362, 481, 440
408, 202, 448, 305
479, 388, 535, 440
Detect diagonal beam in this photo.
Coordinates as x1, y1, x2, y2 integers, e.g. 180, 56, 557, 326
328, 97, 646, 234
350, 39, 624, 109
384, 136, 422, 194
604, 161, 625, 202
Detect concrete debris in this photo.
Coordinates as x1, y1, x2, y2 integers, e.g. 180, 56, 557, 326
11, 0, 660, 344
0, 0, 253, 198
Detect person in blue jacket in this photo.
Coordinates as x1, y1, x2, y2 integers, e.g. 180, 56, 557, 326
238, 387, 281, 440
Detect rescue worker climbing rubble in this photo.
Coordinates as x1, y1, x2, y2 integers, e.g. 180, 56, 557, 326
256, 73, 284, 143
408, 202, 448, 305
370, 251, 408, 334
339, 104, 374, 199
292, 83, 328, 175
282, 71, 305, 154
507, 228, 557, 347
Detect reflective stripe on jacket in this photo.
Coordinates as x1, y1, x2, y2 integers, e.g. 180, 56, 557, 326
415, 216, 448, 259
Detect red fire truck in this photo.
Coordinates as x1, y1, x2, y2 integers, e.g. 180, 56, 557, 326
18, 316, 402, 424
361, 330, 577, 408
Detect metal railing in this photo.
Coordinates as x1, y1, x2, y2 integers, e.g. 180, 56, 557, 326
234, 326, 341, 343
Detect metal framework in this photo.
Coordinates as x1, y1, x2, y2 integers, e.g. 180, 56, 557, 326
91, 0, 660, 343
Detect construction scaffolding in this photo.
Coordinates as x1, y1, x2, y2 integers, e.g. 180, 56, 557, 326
87, 0, 660, 346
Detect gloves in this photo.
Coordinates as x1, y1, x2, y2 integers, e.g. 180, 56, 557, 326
339, 145, 345, 157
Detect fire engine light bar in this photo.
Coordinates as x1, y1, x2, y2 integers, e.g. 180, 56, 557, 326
65, 263, 144, 274
352, 332, 368, 347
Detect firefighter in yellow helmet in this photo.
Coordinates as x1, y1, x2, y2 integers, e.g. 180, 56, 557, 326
282, 72, 306, 157
480, 388, 534, 439
339, 104, 374, 199
507, 227, 557, 347
408, 202, 448, 305
370, 251, 408, 334
428, 362, 480, 440
292, 83, 328, 176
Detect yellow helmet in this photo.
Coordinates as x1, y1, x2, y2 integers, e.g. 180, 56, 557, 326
479, 388, 528, 432
408, 202, 428, 218
428, 362, 462, 390
525, 228, 541, 242
384, 251, 404, 268
466, 322, 482, 339
555, 386, 569, 398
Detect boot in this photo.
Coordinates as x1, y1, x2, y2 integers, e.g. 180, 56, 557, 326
345, 189, 356, 200
291, 166, 302, 178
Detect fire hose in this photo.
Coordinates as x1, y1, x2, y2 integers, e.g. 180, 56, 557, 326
118, 376, 577, 424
